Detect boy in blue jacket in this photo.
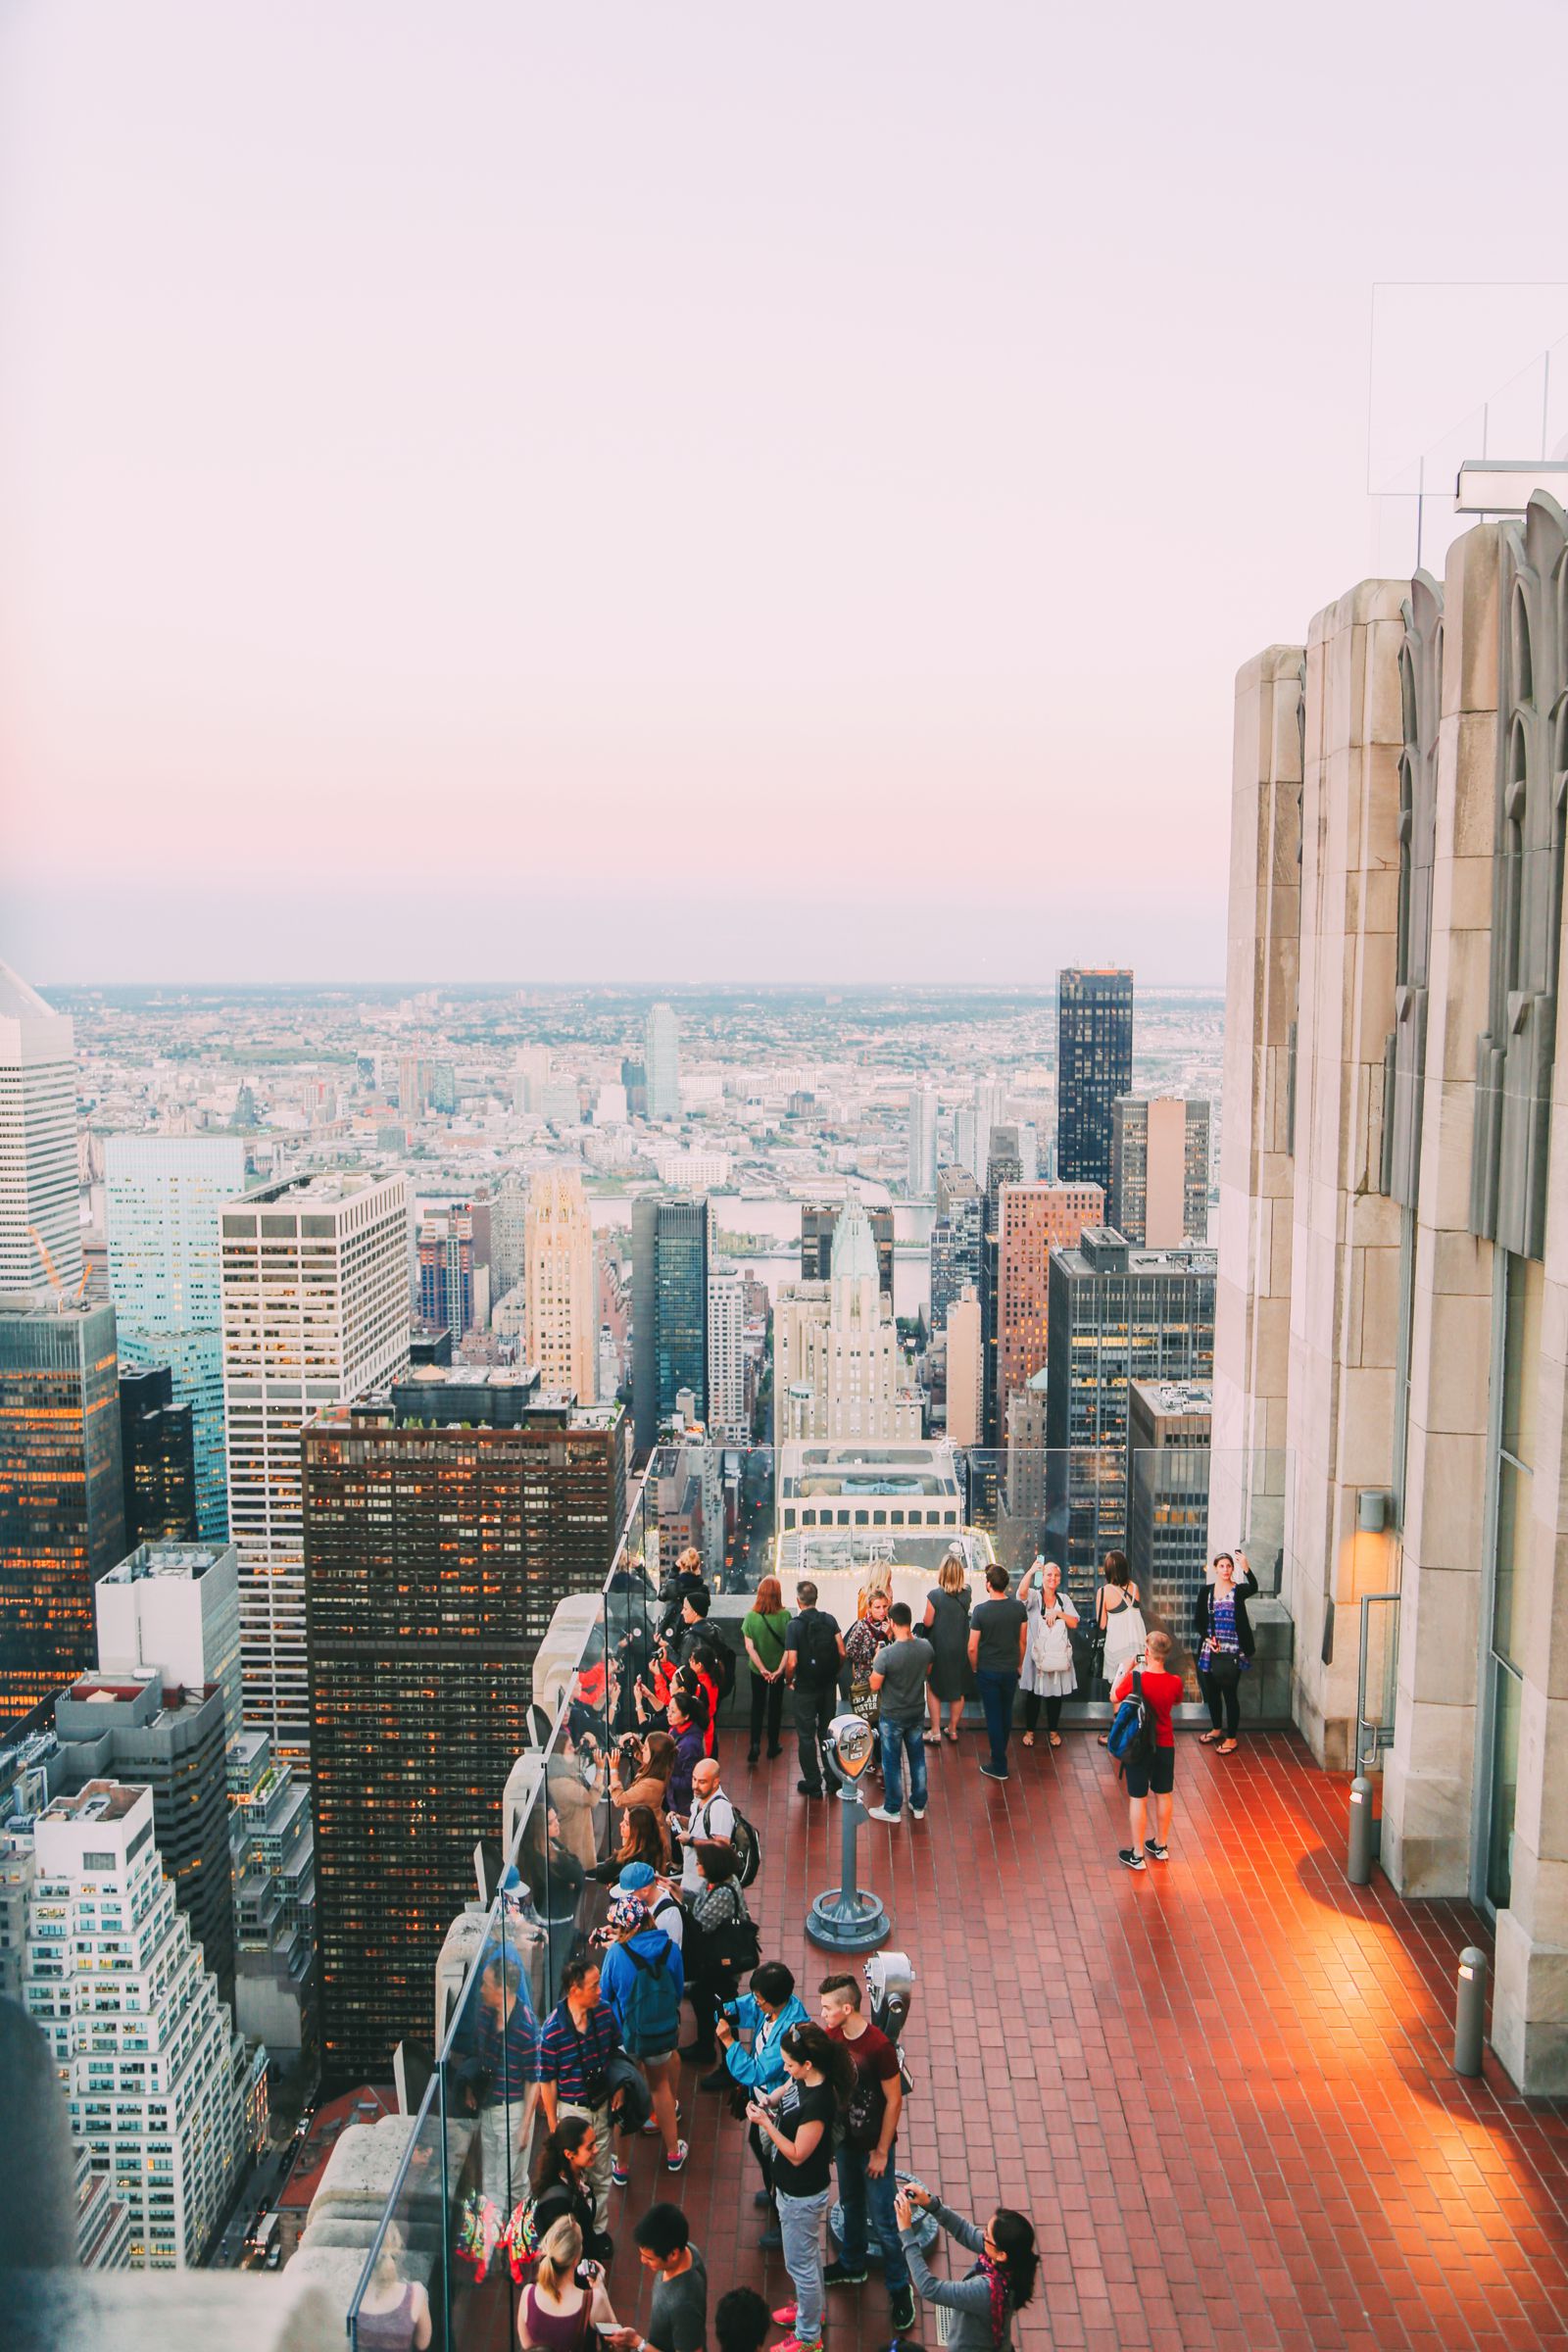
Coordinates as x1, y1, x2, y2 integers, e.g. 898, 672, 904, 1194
598, 1895, 688, 2180
711, 1959, 809, 2247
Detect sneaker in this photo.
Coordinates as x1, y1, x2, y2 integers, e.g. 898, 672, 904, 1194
665, 2138, 689, 2174
771, 2306, 798, 2328
909, 1806, 926, 1822
1117, 1846, 1147, 1872
758, 2226, 783, 2250
979, 1763, 1009, 1782
747, 1750, 760, 1766
773, 2335, 822, 2352
640, 2117, 661, 2135
822, 2260, 868, 2286
797, 1781, 822, 1798
889, 2285, 917, 2333
753, 2189, 774, 2210
611, 2156, 630, 2186
1145, 1840, 1170, 1862
863, 1804, 902, 1824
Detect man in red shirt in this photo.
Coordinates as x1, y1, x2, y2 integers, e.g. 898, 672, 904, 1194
817, 1975, 914, 2335
1110, 1628, 1185, 1871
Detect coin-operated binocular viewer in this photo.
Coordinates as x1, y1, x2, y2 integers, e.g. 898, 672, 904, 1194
806, 1714, 891, 1951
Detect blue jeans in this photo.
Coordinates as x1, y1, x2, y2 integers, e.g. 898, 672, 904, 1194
975, 1667, 1017, 1773
776, 2184, 830, 2345
836, 2140, 910, 2291
878, 1717, 927, 1816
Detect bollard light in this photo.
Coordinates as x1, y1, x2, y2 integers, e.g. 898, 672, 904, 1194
1454, 1945, 1488, 2078
1347, 1775, 1375, 1886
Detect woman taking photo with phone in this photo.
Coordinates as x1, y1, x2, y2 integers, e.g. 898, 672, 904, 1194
1017, 1556, 1078, 1749
892, 2183, 1038, 2352
745, 2021, 852, 2352
1194, 1548, 1258, 1754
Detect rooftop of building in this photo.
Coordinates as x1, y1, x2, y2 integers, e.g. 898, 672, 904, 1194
0, 956, 68, 1026
227, 1168, 400, 1209
1058, 1225, 1219, 1275
1130, 1376, 1214, 1413
41, 1779, 142, 1824
777, 1440, 962, 1498
99, 1540, 233, 1585
277, 2084, 397, 2215
316, 1369, 621, 1433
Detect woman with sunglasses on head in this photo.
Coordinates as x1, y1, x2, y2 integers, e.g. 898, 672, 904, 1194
1194, 1547, 1258, 1755
892, 2183, 1038, 2352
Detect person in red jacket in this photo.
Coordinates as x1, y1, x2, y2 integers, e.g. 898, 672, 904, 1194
1110, 1629, 1185, 1871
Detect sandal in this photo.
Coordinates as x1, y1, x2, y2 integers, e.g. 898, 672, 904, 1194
1097, 1735, 1109, 1747
1021, 1732, 1035, 1748
922, 1732, 942, 1746
1199, 1730, 1221, 1745
1049, 1732, 1062, 1748
945, 1730, 958, 1743
1217, 1739, 1239, 1754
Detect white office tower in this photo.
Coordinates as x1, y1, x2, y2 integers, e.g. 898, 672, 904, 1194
105, 1135, 247, 1540
645, 1001, 681, 1120
524, 1168, 597, 1402
906, 1084, 938, 1198
24, 1781, 245, 2269
95, 1540, 244, 1775
707, 1266, 747, 1442
220, 1171, 410, 1757
973, 1078, 1006, 1184
0, 958, 81, 1293
773, 1197, 922, 1446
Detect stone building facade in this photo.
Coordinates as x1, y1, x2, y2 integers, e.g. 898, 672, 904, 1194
1216, 493, 1568, 2092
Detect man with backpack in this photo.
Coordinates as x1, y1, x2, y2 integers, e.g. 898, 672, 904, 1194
817, 1974, 915, 2334
598, 1893, 689, 2178
783, 1580, 845, 1799
674, 1756, 735, 1895
1108, 1628, 1184, 1871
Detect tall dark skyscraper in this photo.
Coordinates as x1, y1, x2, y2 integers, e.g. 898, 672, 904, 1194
0, 1297, 125, 1728
119, 1365, 198, 1545
303, 1369, 628, 2084
1045, 1228, 1215, 1576
631, 1195, 712, 1452
980, 1128, 1022, 1448
801, 1201, 895, 1300
1056, 967, 1134, 1192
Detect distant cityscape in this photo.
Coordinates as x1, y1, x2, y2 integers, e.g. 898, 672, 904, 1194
0, 963, 1220, 2268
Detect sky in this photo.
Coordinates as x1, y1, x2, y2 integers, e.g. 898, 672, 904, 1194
3, 1, 1567, 989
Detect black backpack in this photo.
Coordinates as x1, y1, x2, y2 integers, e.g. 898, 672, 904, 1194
727, 1806, 761, 1889
797, 1611, 841, 1689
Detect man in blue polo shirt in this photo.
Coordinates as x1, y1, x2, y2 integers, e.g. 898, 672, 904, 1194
538, 1952, 624, 2230
469, 1946, 541, 2201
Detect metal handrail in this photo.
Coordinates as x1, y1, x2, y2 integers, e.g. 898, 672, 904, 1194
1356, 1590, 1401, 1773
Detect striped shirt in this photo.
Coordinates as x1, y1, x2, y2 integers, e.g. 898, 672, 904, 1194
538, 1997, 621, 2102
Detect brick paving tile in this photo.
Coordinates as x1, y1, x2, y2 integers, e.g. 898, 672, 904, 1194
452, 1726, 1568, 2352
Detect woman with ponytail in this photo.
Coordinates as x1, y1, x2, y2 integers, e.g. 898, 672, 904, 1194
892, 2186, 1038, 2352
744, 2021, 853, 2352
516, 2217, 619, 2352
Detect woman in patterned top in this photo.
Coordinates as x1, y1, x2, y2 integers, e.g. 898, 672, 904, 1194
1194, 1548, 1258, 1754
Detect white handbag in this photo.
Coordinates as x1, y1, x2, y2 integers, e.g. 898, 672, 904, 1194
1031, 1606, 1075, 1676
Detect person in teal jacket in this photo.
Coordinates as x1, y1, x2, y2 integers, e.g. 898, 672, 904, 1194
598, 1896, 688, 2180
711, 1959, 809, 2246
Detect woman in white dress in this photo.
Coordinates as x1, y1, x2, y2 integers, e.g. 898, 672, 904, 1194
1017, 1557, 1079, 1748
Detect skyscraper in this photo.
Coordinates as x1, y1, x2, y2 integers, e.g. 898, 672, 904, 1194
972, 1078, 1006, 1186
645, 1002, 681, 1121
303, 1372, 626, 2082
706, 1266, 747, 1443
118, 1366, 198, 1546
1045, 1228, 1215, 1575
104, 1134, 247, 1542
631, 1195, 711, 1451
801, 1201, 895, 1300
996, 1179, 1105, 1409
416, 1205, 481, 1335
1056, 968, 1134, 1192
0, 960, 80, 1295
0, 1296, 124, 1728
1109, 1097, 1211, 1247
24, 1780, 245, 2267
980, 1127, 1022, 1447
929, 1193, 982, 1332
524, 1168, 597, 1401
220, 1170, 410, 1759
906, 1084, 938, 1199
772, 1198, 922, 1446
945, 1289, 983, 1447
94, 1537, 244, 1767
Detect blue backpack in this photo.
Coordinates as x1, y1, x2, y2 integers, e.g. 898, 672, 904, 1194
1106, 1669, 1155, 1770
618, 1935, 681, 2057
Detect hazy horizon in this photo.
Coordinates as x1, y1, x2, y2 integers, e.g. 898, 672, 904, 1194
4, 2, 1567, 988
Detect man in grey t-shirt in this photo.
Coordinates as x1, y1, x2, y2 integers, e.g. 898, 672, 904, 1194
865, 1604, 934, 1825
623, 2203, 708, 2352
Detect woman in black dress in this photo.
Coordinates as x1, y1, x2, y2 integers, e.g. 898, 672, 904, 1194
921, 1544, 972, 1745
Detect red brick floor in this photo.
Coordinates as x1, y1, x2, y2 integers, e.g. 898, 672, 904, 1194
465, 1728, 1568, 2352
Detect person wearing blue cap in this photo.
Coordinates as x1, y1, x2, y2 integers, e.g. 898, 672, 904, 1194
618, 1859, 686, 1951
599, 1892, 689, 2180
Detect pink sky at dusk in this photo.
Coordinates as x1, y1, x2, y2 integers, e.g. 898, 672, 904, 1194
2, 1, 1567, 985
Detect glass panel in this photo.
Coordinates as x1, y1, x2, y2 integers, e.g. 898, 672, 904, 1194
1487, 1662, 1522, 1909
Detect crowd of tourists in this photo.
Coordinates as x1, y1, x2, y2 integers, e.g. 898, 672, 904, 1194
439, 1539, 1256, 2352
